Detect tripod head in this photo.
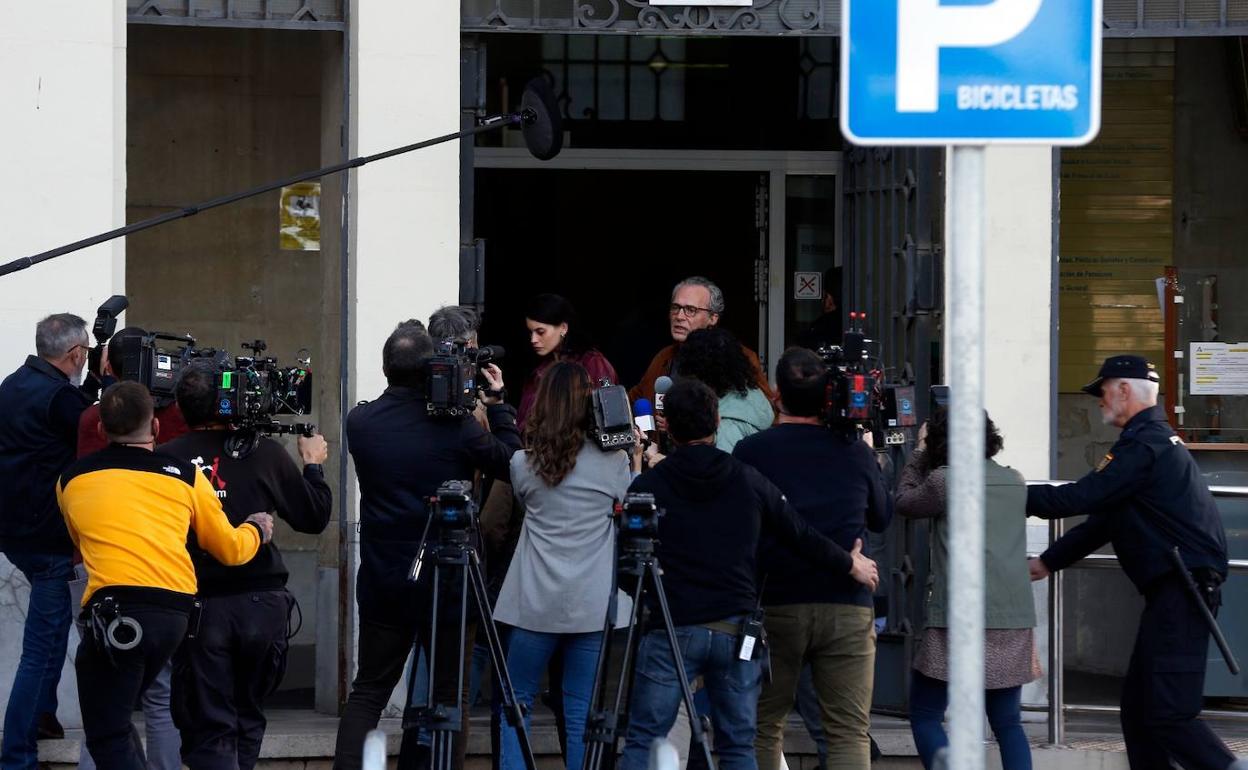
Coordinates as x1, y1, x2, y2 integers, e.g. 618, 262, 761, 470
407, 480, 479, 584
612, 493, 664, 561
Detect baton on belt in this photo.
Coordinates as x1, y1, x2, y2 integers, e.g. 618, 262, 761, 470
1168, 547, 1240, 676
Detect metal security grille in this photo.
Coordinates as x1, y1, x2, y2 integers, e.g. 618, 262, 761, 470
127, 0, 344, 29
842, 145, 944, 713
1104, 0, 1248, 34
462, 0, 837, 34
463, 0, 1247, 35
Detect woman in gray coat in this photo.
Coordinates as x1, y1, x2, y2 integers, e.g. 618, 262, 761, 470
494, 362, 641, 770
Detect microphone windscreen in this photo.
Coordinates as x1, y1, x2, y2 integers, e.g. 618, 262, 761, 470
654, 375, 674, 395
520, 78, 563, 161
481, 344, 506, 361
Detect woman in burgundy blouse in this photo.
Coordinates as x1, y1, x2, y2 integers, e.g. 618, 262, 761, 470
517, 293, 617, 430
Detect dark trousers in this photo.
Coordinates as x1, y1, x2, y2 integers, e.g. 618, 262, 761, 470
171, 590, 291, 770
76, 601, 189, 770
1120, 575, 1235, 770
333, 617, 476, 770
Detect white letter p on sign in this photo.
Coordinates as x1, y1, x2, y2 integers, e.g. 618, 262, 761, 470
896, 0, 1043, 113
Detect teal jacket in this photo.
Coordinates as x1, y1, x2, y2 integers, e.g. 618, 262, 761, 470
715, 388, 775, 453
896, 453, 1036, 630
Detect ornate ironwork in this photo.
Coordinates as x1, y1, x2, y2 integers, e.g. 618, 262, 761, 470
128, 0, 344, 30
463, 0, 835, 34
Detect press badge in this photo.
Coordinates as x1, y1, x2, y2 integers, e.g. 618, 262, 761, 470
738, 616, 765, 661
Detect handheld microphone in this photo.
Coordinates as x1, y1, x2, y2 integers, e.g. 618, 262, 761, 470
633, 398, 655, 433
654, 375, 673, 416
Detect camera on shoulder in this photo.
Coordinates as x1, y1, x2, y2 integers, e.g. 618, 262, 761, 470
426, 340, 502, 418
591, 380, 635, 451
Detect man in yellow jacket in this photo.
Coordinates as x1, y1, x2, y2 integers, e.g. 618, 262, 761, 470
56, 381, 273, 770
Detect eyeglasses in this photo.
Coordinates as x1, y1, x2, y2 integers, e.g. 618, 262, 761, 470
67, 344, 89, 356
669, 303, 713, 319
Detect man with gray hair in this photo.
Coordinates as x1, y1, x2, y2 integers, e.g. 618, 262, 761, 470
429, 305, 480, 348
0, 313, 94, 768
1027, 354, 1233, 770
629, 276, 771, 405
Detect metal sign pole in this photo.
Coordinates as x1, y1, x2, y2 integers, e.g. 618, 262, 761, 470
947, 144, 987, 770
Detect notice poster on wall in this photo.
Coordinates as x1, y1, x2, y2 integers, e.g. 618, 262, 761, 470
280, 183, 321, 251
1190, 342, 1248, 395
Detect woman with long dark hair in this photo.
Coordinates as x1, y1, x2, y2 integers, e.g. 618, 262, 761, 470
493, 362, 641, 770
518, 294, 617, 429
674, 328, 774, 452
896, 409, 1039, 770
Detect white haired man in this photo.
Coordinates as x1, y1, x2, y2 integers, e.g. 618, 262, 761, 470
1027, 355, 1234, 770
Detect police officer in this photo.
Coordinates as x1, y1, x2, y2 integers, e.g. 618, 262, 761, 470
1026, 355, 1234, 770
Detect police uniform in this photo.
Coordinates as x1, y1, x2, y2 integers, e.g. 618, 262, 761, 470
1026, 356, 1234, 770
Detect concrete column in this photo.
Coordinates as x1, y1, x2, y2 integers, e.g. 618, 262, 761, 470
0, 0, 126, 730
344, 0, 461, 710
981, 145, 1056, 709
982, 145, 1055, 480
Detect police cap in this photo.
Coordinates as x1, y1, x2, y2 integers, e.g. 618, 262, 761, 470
1082, 355, 1160, 397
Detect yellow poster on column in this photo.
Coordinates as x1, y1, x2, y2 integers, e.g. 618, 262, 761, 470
280, 183, 321, 251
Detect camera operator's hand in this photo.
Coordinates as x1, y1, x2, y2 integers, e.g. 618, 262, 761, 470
644, 443, 666, 468
847, 538, 879, 592
245, 512, 275, 544
1028, 557, 1050, 582
917, 422, 929, 451
655, 414, 668, 433
298, 433, 329, 465
480, 364, 506, 406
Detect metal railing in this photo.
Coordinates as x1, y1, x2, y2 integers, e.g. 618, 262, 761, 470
1028, 481, 1248, 745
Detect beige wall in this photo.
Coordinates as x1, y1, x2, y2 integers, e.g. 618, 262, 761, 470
0, 0, 127, 729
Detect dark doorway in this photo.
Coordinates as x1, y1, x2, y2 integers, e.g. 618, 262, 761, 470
475, 169, 761, 395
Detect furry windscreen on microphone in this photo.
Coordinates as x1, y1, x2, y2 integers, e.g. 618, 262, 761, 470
520, 78, 563, 161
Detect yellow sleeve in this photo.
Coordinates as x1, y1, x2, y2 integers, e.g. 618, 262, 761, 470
188, 470, 261, 566
56, 479, 80, 548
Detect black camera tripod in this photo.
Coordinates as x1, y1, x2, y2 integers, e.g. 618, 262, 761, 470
581, 531, 716, 770
403, 522, 537, 770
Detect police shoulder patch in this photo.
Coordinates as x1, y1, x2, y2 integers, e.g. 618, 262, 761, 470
1095, 453, 1114, 472
1169, 435, 1183, 446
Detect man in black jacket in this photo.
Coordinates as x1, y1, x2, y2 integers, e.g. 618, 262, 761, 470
734, 347, 891, 770
333, 321, 521, 770
620, 379, 878, 770
159, 360, 332, 770
0, 312, 93, 767
1027, 355, 1233, 770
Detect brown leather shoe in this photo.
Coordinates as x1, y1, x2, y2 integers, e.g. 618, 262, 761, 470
36, 712, 64, 741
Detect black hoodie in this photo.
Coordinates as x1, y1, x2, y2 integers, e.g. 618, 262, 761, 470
628, 444, 853, 626
161, 430, 332, 596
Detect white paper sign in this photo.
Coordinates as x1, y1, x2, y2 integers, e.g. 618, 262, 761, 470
1190, 342, 1248, 395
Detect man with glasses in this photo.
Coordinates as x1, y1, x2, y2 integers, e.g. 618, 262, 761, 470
0, 313, 94, 768
629, 276, 772, 405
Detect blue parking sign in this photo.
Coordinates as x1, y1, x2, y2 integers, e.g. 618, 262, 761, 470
841, 0, 1101, 145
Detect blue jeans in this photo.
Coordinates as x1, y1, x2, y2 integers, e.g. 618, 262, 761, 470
1, 551, 73, 770
620, 623, 762, 770
908, 670, 1031, 770
499, 628, 600, 770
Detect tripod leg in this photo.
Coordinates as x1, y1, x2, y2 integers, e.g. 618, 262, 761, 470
466, 552, 538, 770
583, 569, 648, 770
647, 561, 716, 770
422, 554, 471, 770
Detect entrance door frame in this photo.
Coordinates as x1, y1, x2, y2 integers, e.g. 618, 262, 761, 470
475, 148, 843, 374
